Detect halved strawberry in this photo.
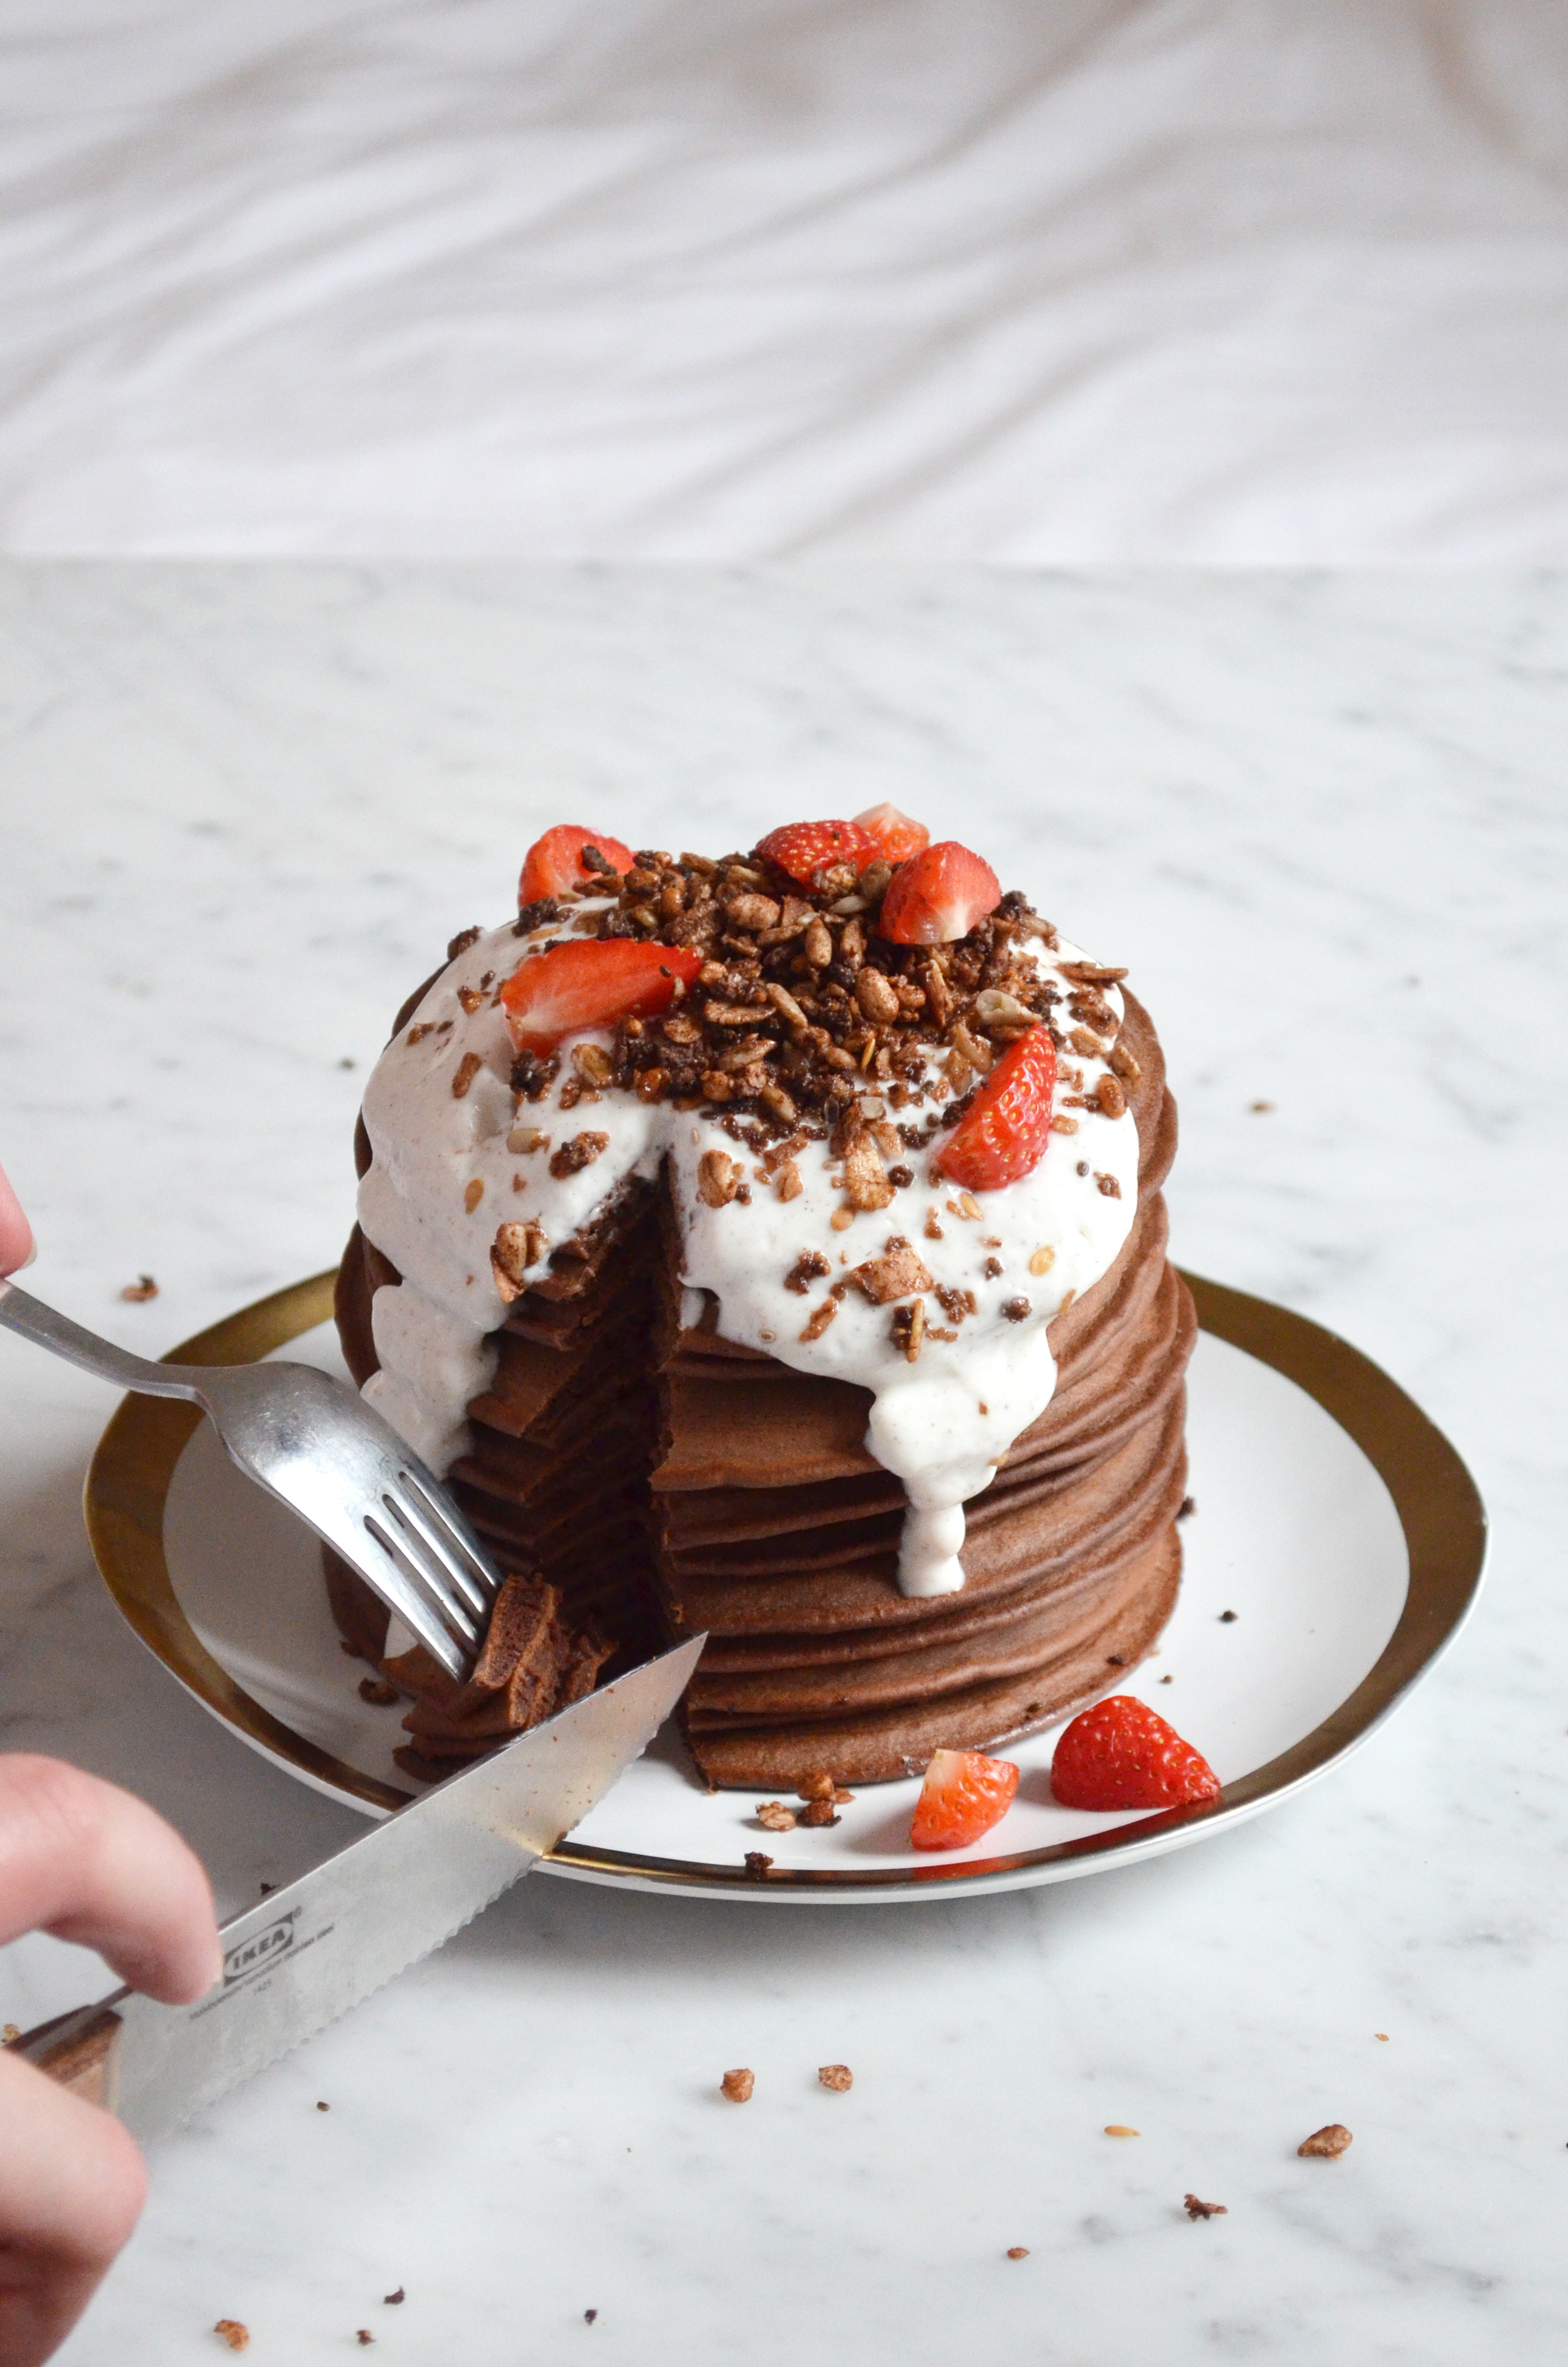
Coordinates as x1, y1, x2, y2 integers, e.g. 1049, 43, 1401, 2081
519, 826, 635, 906
755, 818, 876, 888
1049, 1695, 1220, 1812
934, 1025, 1056, 1193
877, 841, 1000, 944
853, 801, 930, 865
500, 938, 703, 1054
909, 1747, 1020, 1851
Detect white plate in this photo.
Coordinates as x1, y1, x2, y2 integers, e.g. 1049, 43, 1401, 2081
103, 1271, 1483, 1903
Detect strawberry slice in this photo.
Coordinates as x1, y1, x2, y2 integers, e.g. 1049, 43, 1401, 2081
934, 1025, 1056, 1193
878, 841, 1000, 944
1049, 1695, 1220, 1812
853, 801, 930, 864
909, 1747, 1020, 1851
500, 939, 703, 1054
755, 818, 876, 887
519, 826, 635, 905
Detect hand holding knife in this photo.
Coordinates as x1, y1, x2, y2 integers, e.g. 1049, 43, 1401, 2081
3, 1641, 701, 2364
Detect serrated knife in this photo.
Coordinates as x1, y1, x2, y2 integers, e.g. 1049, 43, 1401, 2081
13, 1636, 702, 2140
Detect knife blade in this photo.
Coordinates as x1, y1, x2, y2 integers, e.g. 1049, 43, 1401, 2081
15, 1635, 702, 2141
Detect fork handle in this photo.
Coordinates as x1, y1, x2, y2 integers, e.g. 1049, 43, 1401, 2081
0, 1279, 206, 1401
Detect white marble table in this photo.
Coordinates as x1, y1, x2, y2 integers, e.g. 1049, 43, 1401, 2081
0, 567, 1561, 2365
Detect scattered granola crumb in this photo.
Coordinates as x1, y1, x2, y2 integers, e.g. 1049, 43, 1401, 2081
1000, 1296, 1031, 1322
1183, 2195, 1228, 2220
1005, 2246, 1030, 2260
551, 1130, 610, 1180
383, 2289, 405, 2306
1375, 2032, 1390, 2042
1028, 1244, 1055, 1276
833, 1787, 855, 1805
1219, 1609, 1238, 1623
1251, 1099, 1276, 1113
357, 1676, 399, 1706
744, 1851, 773, 1878
357, 2334, 375, 2348
585, 2308, 599, 2324
1159, 1674, 1174, 1685
1, 2025, 18, 2045
451, 1051, 483, 1099
797, 1771, 836, 1800
756, 1801, 797, 1831
316, 2100, 329, 2112
818, 2064, 853, 2092
721, 2067, 755, 2102
1104, 2124, 1140, 2138
1298, 2123, 1353, 2159
121, 1274, 159, 1302
463, 1177, 484, 1213
1177, 1495, 1196, 1519
799, 1800, 841, 1828
214, 2324, 249, 2352
1094, 1172, 1122, 1199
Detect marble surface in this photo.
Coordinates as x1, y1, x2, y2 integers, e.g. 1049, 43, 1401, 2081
0, 564, 1561, 2363
7, 4, 1568, 564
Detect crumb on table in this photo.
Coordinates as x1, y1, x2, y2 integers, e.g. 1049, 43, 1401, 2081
721, 2068, 755, 2103
213, 2323, 249, 2352
818, 2063, 853, 2092
1298, 2123, 1353, 2158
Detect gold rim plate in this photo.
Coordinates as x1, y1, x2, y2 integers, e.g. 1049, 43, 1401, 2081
85, 1269, 1487, 1899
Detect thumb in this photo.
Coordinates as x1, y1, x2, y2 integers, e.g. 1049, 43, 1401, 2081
0, 1162, 35, 1278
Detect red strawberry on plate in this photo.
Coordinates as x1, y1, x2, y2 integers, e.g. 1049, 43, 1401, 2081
1049, 1695, 1220, 1812
853, 801, 930, 864
909, 1747, 1020, 1851
877, 840, 1000, 944
934, 1025, 1056, 1193
755, 818, 876, 887
519, 825, 635, 905
500, 939, 703, 1054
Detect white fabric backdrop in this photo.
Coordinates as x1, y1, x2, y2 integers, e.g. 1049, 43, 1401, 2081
5, 0, 1568, 559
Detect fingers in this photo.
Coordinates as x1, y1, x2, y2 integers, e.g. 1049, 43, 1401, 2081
0, 2049, 147, 2367
0, 1160, 33, 1276
0, 1759, 222, 2005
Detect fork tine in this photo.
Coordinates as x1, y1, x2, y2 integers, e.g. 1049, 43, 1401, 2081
393, 1467, 503, 1612
362, 1515, 471, 1682
367, 1505, 478, 1657
378, 1490, 487, 1637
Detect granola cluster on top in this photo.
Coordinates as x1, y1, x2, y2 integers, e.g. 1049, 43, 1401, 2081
506, 843, 1136, 1180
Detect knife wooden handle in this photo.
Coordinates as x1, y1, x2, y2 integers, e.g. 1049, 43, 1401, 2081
11, 2007, 124, 2110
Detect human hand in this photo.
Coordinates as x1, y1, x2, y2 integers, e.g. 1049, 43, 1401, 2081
0, 1759, 221, 2366
0, 1162, 34, 1277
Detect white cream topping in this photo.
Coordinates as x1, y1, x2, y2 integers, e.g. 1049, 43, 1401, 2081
357, 907, 1137, 1595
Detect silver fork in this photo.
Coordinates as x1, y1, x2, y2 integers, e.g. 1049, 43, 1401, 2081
0, 1278, 503, 1682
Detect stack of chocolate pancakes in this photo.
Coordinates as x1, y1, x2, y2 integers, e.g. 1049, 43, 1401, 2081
329, 988, 1194, 1788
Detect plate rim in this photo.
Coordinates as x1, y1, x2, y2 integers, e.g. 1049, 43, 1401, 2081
84, 1269, 1487, 1899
